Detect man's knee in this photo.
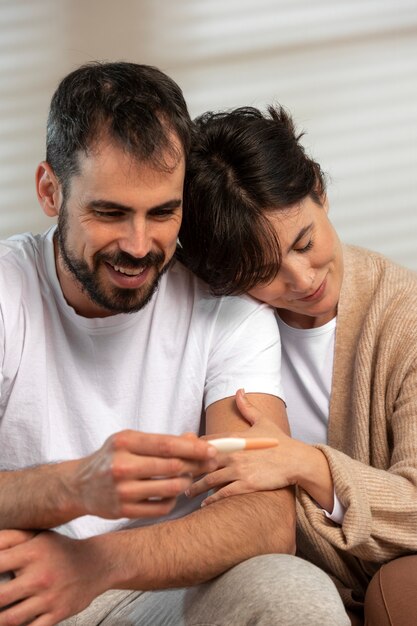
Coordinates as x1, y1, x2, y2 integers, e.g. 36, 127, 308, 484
185, 554, 350, 625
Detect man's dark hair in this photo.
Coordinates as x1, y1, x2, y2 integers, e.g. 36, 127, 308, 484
178, 105, 326, 295
46, 61, 192, 195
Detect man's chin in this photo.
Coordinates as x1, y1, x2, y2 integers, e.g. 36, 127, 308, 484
91, 279, 161, 314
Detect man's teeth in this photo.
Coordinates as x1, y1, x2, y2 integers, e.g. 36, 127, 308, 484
112, 265, 146, 276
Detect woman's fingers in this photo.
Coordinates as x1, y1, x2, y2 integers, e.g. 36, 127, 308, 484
201, 481, 251, 507
235, 388, 261, 425
186, 466, 234, 498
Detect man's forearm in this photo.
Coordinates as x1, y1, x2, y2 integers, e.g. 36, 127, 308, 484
0, 431, 217, 530
0, 462, 83, 530
84, 487, 296, 591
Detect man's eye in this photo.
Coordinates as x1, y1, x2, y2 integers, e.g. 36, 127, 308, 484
150, 209, 176, 219
94, 210, 124, 218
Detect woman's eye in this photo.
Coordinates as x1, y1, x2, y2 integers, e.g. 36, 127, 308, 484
297, 239, 313, 253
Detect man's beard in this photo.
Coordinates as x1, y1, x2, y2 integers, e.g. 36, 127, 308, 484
56, 207, 171, 314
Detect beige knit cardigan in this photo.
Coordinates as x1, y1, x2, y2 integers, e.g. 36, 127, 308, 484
296, 244, 417, 610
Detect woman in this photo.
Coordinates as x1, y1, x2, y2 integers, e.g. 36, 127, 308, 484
178, 106, 417, 626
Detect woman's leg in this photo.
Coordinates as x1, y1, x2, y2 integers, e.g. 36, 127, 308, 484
364, 554, 417, 626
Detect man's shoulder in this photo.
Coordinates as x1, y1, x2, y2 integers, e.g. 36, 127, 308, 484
0, 230, 53, 301
168, 260, 270, 316
0, 230, 50, 263
166, 260, 276, 329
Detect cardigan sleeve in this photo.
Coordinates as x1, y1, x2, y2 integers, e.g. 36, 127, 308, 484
297, 358, 417, 562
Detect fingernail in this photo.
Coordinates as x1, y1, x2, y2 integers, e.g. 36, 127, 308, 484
201, 500, 207, 508
208, 459, 218, 471
185, 488, 191, 497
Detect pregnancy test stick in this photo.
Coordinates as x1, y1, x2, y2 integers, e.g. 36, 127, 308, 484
209, 437, 279, 453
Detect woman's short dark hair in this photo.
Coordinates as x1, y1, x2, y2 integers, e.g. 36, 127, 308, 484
46, 61, 192, 196
178, 105, 326, 295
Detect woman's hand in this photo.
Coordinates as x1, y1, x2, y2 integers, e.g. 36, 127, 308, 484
188, 389, 335, 511
188, 389, 304, 506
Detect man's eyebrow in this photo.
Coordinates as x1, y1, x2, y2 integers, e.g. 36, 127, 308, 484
88, 199, 182, 212
287, 223, 313, 253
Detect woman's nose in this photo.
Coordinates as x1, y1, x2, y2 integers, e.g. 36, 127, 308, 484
282, 262, 315, 293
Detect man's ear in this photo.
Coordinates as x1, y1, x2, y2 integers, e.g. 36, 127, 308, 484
36, 162, 63, 217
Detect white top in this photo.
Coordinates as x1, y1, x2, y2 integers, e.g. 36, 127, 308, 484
0, 227, 284, 538
277, 315, 335, 445
277, 314, 345, 524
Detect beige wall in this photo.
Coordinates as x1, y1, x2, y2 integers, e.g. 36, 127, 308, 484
1, 0, 416, 268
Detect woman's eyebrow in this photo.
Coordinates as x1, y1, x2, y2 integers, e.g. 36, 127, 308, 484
287, 223, 313, 253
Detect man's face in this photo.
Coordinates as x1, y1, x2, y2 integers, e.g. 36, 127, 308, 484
55, 138, 185, 317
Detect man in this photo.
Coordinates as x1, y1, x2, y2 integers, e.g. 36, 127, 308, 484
0, 63, 346, 626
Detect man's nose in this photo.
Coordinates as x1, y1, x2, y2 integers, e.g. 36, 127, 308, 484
118, 220, 152, 259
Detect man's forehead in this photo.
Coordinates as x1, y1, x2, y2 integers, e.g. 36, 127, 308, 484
75, 136, 185, 182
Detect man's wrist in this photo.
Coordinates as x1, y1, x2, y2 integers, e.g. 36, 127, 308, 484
52, 459, 88, 522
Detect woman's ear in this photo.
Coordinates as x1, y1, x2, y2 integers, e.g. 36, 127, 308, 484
321, 193, 329, 214
36, 162, 63, 217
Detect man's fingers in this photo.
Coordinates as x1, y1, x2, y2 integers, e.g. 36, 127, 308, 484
118, 498, 177, 519
0, 530, 35, 551
111, 430, 217, 461
0, 594, 44, 626
111, 452, 217, 481
0, 575, 25, 611
117, 476, 193, 501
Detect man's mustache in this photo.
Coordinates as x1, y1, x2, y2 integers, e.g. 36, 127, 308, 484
97, 250, 165, 270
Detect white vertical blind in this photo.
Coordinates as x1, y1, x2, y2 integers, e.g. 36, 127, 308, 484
1, 0, 416, 269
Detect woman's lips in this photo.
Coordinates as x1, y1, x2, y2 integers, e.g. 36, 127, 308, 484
298, 277, 327, 302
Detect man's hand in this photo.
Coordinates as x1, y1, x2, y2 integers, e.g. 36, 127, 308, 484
68, 429, 218, 519
0, 530, 103, 626
0, 430, 217, 530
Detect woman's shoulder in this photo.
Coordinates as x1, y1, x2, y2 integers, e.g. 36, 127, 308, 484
341, 244, 417, 350
343, 243, 417, 293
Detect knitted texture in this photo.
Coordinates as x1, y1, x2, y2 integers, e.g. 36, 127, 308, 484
296, 244, 417, 610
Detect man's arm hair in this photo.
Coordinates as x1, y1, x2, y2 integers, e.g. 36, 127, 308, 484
81, 394, 296, 591
0, 433, 216, 530
0, 462, 84, 530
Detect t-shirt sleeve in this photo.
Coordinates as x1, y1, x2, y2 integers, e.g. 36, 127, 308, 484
0, 304, 4, 399
204, 296, 283, 409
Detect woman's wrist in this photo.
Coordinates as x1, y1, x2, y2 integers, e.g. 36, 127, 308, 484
292, 442, 335, 512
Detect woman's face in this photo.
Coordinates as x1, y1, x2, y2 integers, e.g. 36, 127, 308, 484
248, 196, 343, 329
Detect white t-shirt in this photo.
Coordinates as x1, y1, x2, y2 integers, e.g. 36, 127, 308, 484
0, 227, 283, 538
276, 315, 335, 445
